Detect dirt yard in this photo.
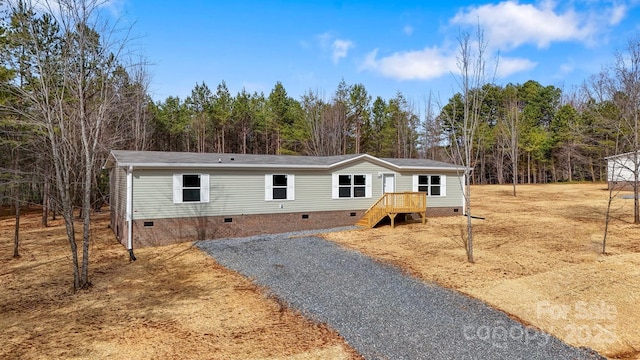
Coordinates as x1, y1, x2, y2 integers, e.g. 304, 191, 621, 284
0, 210, 360, 359
323, 183, 640, 359
4, 183, 639, 359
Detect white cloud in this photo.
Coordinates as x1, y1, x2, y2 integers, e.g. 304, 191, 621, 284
403, 25, 414, 36
497, 57, 538, 77
450, 1, 596, 50
332, 39, 354, 64
608, 4, 627, 25
100, 0, 126, 18
315, 32, 354, 64
360, 1, 632, 81
359, 47, 457, 80
559, 62, 574, 75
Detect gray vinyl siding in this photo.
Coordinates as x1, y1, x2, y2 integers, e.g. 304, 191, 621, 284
109, 166, 128, 240
110, 166, 127, 221
117, 167, 127, 217
395, 171, 465, 208
128, 160, 465, 220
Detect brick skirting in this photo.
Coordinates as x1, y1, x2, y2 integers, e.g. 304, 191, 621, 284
426, 207, 463, 217
128, 210, 362, 247
120, 207, 462, 247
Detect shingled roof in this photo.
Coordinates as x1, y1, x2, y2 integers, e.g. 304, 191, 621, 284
105, 150, 464, 171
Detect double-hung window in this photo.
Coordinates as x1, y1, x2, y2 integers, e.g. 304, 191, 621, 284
173, 173, 210, 203
333, 174, 372, 199
265, 174, 295, 201
413, 175, 446, 196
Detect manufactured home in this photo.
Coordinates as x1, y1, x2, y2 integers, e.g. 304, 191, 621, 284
105, 150, 467, 249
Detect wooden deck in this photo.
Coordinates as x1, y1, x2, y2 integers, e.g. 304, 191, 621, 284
356, 192, 427, 228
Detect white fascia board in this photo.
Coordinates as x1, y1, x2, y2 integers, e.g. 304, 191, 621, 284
335, 154, 398, 169
395, 166, 471, 172
325, 154, 378, 170
114, 161, 469, 172
604, 151, 640, 160
329, 154, 460, 172
114, 162, 330, 170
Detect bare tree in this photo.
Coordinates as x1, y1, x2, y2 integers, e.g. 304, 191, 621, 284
299, 89, 347, 156
443, 27, 497, 263
502, 84, 520, 196
602, 136, 623, 254
598, 37, 640, 224
583, 43, 638, 251
2, 0, 138, 289
421, 92, 442, 160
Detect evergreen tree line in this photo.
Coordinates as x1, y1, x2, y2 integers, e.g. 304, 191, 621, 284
147, 76, 629, 185
149, 80, 421, 159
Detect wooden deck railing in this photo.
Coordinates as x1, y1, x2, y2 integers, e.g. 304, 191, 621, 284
357, 192, 427, 228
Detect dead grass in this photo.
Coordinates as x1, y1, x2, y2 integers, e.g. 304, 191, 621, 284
6, 183, 639, 359
0, 210, 360, 360
322, 183, 640, 359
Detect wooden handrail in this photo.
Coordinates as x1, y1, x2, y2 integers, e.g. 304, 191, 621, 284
360, 192, 427, 228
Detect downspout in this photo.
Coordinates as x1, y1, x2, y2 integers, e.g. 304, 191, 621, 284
126, 165, 137, 261
461, 173, 466, 215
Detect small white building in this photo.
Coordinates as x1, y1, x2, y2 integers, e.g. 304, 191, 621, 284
606, 151, 640, 190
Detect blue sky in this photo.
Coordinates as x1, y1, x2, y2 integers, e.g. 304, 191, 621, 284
110, 0, 640, 107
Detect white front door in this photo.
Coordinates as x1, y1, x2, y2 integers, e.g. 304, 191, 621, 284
383, 174, 395, 193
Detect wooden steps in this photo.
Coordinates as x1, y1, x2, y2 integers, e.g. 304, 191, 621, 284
356, 192, 427, 228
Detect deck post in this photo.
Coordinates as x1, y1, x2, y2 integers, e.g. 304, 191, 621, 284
357, 192, 427, 228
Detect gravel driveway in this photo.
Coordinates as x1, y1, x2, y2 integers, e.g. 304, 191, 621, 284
196, 230, 604, 360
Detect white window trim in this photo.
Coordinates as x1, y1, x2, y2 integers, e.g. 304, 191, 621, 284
173, 173, 210, 203
265, 174, 295, 201
412, 174, 446, 197
332, 173, 372, 199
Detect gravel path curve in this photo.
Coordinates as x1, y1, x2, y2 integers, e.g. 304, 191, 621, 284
196, 231, 604, 360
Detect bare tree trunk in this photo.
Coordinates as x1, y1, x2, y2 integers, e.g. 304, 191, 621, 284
242, 125, 247, 154
222, 126, 226, 153
13, 149, 20, 258
80, 154, 92, 287
42, 172, 49, 227
603, 166, 618, 254
480, 150, 486, 184
13, 195, 20, 259
635, 124, 640, 224
495, 151, 504, 184
527, 152, 531, 184
603, 192, 613, 254
355, 120, 361, 154
568, 152, 573, 182
512, 153, 517, 196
